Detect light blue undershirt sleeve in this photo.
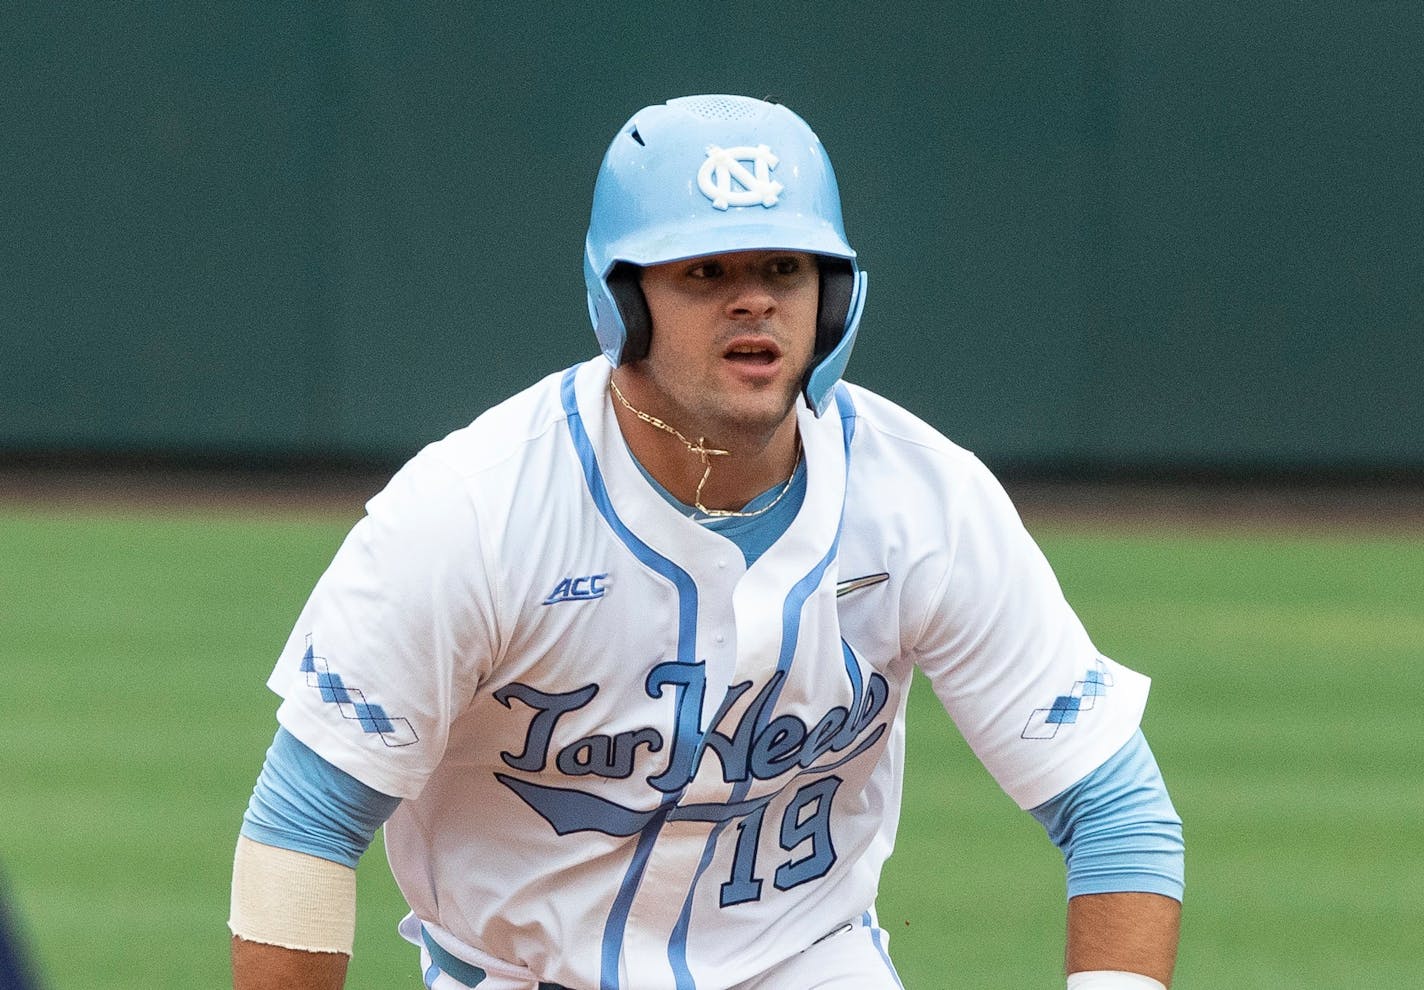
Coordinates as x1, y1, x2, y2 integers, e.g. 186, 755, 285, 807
631, 455, 807, 567
1030, 729, 1185, 901
240, 726, 402, 869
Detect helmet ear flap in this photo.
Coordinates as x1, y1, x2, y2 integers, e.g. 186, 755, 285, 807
805, 261, 867, 415
815, 257, 854, 360
606, 263, 651, 364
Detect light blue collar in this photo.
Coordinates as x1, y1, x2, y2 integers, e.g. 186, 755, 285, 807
630, 454, 807, 567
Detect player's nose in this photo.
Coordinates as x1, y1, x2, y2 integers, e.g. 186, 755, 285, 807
724, 276, 777, 320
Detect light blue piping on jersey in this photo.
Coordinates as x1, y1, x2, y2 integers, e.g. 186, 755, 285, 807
667, 384, 859, 990
561, 367, 705, 990
863, 909, 906, 988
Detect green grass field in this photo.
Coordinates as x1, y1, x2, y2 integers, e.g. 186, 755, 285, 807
2, 504, 1420, 988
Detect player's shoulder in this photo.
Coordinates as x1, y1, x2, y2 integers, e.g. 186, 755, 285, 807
839, 381, 988, 477
360, 363, 580, 526
416, 364, 578, 481
838, 381, 1021, 528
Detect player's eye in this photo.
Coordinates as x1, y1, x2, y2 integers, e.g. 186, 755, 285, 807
768, 257, 802, 277
687, 262, 723, 279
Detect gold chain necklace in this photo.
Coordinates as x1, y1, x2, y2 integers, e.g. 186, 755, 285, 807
608, 377, 800, 520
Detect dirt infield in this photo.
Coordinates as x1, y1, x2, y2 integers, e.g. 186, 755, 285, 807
2, 462, 1420, 534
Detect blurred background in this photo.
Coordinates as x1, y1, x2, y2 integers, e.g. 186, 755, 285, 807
2, 3, 1421, 988
4, 3, 1420, 480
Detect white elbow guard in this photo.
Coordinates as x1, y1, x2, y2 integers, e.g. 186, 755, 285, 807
229, 835, 358, 955
1067, 973, 1167, 990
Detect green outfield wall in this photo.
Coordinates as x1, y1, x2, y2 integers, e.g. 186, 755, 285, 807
5, 4, 1421, 472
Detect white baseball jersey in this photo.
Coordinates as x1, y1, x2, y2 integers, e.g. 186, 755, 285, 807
268, 357, 1150, 989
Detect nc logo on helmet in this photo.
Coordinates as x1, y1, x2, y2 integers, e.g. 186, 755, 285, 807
697, 144, 783, 211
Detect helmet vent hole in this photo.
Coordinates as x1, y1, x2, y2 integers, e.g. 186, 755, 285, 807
628, 126, 645, 146
675, 95, 763, 121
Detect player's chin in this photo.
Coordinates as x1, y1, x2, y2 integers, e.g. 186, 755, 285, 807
719, 389, 801, 435
710, 359, 802, 411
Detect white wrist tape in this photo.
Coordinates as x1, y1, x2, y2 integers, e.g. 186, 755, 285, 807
1067, 972, 1167, 990
229, 835, 357, 955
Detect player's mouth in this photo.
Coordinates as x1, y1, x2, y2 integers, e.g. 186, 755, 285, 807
722, 339, 782, 368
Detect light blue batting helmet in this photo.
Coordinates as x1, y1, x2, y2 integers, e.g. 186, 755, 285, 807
584, 94, 868, 416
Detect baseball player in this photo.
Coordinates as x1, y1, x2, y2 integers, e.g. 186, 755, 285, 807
230, 95, 1183, 989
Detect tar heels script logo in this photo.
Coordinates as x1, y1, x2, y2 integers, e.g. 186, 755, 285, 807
493, 651, 889, 906
698, 144, 783, 210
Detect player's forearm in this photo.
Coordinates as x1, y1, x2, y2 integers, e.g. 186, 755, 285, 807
1066, 891, 1180, 987
232, 936, 349, 990
229, 837, 358, 989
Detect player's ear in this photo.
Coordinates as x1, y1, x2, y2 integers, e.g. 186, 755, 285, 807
607, 263, 651, 363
